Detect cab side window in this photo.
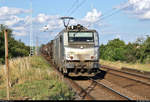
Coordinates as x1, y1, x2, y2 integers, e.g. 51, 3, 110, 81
60, 35, 63, 42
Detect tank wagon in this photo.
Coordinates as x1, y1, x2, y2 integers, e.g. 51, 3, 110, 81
42, 24, 100, 76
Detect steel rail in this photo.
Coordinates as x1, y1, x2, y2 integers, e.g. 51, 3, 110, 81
42, 53, 148, 100
100, 65, 150, 86
101, 65, 150, 79
89, 78, 131, 100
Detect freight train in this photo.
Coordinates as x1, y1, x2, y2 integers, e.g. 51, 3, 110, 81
41, 24, 100, 76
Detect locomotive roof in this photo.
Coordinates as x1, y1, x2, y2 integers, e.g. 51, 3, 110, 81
54, 24, 97, 39
66, 24, 96, 31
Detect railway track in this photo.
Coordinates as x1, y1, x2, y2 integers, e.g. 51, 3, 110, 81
72, 76, 148, 100
101, 64, 150, 85
121, 67, 150, 76
100, 64, 150, 99
42, 54, 129, 100
42, 54, 93, 100
42, 54, 149, 100
89, 79, 131, 100
74, 78, 131, 100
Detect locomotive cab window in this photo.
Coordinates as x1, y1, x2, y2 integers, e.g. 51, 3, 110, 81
68, 32, 94, 42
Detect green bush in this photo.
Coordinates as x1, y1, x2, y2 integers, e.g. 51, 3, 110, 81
100, 36, 150, 64
100, 38, 126, 61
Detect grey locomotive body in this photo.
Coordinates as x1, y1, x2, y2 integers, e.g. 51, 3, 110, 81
51, 24, 100, 76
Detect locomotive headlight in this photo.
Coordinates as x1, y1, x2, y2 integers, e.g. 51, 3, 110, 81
66, 55, 74, 60
91, 56, 94, 59
70, 56, 73, 60
65, 52, 74, 60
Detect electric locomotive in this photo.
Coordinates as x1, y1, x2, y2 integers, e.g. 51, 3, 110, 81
52, 24, 100, 76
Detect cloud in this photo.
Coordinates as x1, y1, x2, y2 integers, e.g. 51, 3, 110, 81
0, 6, 105, 46
38, 8, 102, 32
117, 0, 150, 20
0, 6, 102, 38
0, 6, 30, 17
36, 13, 50, 23
83, 8, 102, 23
68, 8, 102, 28
46, 20, 63, 30
140, 11, 150, 19
0, 7, 63, 36
80, 8, 102, 27
3, 16, 24, 26
12, 26, 25, 31
11, 26, 28, 36
115, 34, 121, 39
34, 14, 63, 31
13, 31, 27, 36
0, 6, 30, 36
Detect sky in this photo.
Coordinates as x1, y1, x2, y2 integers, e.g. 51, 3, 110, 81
0, 0, 150, 46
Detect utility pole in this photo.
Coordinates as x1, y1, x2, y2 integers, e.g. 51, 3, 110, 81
29, 0, 34, 56
35, 35, 39, 55
4, 29, 10, 100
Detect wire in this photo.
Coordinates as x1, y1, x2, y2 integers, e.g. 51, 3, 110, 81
68, 0, 87, 16
65, 0, 79, 16
86, 1, 127, 27
87, 8, 119, 27
103, 1, 141, 19
61, 0, 87, 28
88, 0, 141, 27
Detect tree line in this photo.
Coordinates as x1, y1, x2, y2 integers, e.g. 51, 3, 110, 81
100, 36, 150, 64
0, 24, 30, 64
1, 24, 149, 64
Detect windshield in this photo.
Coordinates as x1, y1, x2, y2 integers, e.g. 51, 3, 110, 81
68, 32, 94, 42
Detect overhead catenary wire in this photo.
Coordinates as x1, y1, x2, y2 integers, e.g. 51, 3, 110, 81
86, 8, 118, 28
65, 0, 79, 16
62, 0, 87, 27
68, 0, 87, 16
88, 0, 141, 27
60, 0, 87, 28
98, 0, 127, 20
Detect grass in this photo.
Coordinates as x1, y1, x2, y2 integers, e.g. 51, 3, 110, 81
0, 56, 75, 100
100, 59, 150, 72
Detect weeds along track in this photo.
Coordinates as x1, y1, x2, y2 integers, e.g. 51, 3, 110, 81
41, 54, 147, 100
42, 54, 131, 100
41, 54, 94, 100
100, 64, 150, 99
42, 54, 129, 100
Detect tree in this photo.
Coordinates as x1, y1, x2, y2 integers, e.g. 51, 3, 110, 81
142, 36, 150, 63
100, 36, 150, 64
100, 38, 126, 61
0, 24, 30, 64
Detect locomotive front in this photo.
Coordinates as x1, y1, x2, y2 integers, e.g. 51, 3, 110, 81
63, 24, 100, 76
